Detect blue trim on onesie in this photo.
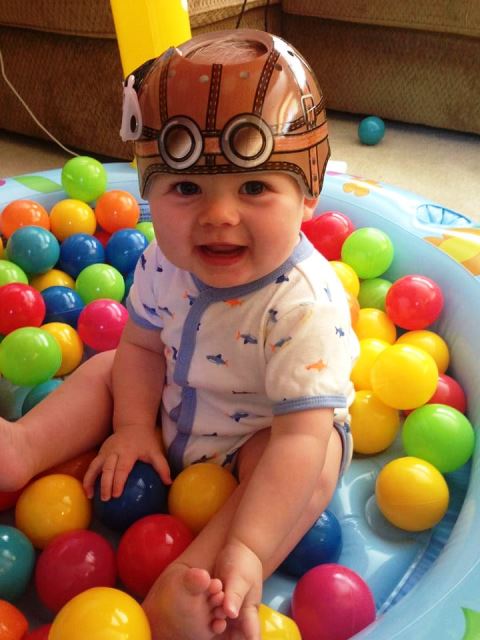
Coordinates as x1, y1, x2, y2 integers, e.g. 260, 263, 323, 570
273, 395, 347, 416
125, 298, 161, 330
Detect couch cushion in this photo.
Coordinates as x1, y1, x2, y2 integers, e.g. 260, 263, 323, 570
282, 0, 480, 37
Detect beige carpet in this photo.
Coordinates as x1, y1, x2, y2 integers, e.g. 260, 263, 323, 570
1, 112, 479, 220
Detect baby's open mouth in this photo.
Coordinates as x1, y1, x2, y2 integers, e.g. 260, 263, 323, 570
200, 244, 245, 256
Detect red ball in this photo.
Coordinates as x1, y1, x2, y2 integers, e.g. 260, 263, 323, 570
301, 212, 355, 260
34, 529, 116, 613
385, 274, 444, 330
23, 625, 52, 640
117, 514, 194, 598
77, 298, 128, 351
0, 283, 46, 334
0, 489, 23, 512
292, 564, 376, 640
429, 373, 467, 413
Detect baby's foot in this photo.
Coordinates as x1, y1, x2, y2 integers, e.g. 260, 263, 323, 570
0, 419, 32, 491
142, 563, 227, 640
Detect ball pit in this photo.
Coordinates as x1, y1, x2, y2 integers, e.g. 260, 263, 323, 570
0, 163, 479, 637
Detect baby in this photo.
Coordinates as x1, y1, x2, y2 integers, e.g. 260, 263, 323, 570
0, 28, 358, 640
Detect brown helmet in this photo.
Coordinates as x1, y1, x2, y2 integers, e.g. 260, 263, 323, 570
120, 29, 330, 199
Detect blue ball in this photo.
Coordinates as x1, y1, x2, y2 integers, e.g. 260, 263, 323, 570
358, 116, 385, 145
58, 232, 105, 278
93, 461, 168, 531
6, 226, 60, 274
22, 379, 64, 415
124, 270, 135, 301
105, 229, 148, 275
280, 510, 342, 577
42, 285, 85, 327
0, 525, 36, 601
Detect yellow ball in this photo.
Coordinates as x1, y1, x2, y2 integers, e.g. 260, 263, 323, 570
259, 604, 301, 639
370, 343, 438, 410
50, 587, 151, 640
30, 268, 75, 292
351, 338, 390, 390
354, 308, 397, 343
329, 261, 360, 297
168, 463, 238, 534
15, 474, 91, 548
49, 199, 96, 241
42, 322, 84, 376
350, 390, 400, 454
375, 456, 449, 531
396, 330, 450, 374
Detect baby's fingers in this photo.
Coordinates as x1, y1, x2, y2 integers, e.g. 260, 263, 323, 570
111, 455, 136, 498
83, 455, 106, 499
150, 452, 172, 486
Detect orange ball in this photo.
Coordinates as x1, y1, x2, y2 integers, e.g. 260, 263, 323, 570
0, 599, 28, 639
346, 291, 360, 327
95, 190, 140, 233
41, 322, 84, 376
0, 199, 50, 239
30, 269, 76, 292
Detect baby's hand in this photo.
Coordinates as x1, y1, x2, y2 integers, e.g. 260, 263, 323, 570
215, 539, 263, 639
83, 428, 171, 501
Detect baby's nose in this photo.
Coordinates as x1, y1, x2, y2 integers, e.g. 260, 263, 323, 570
199, 198, 239, 226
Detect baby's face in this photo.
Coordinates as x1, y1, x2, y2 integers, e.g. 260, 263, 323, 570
147, 172, 317, 288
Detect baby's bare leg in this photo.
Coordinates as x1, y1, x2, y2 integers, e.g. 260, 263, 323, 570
0, 350, 115, 491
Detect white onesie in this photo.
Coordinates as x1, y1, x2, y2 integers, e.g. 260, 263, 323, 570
127, 233, 359, 475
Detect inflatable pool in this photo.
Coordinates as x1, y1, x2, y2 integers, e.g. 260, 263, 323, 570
0, 163, 479, 638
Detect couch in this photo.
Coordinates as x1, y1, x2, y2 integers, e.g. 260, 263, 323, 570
0, 0, 478, 161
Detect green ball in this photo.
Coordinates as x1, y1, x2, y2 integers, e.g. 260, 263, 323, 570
75, 263, 125, 303
402, 404, 475, 473
61, 156, 108, 202
135, 221, 155, 243
358, 278, 392, 310
341, 227, 394, 279
0, 327, 62, 387
0, 259, 28, 286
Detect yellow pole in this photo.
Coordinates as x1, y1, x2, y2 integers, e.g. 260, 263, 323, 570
110, 0, 191, 76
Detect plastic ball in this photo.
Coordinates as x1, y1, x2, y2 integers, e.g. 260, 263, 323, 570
0, 491, 23, 512
259, 604, 301, 639
370, 343, 438, 409
77, 299, 128, 351
6, 226, 60, 275
329, 260, 360, 297
0, 525, 35, 601
350, 390, 400, 454
292, 564, 376, 640
396, 329, 449, 374
94, 228, 111, 247
94, 190, 140, 233
41, 286, 84, 327
428, 373, 467, 413
117, 514, 194, 598
124, 270, 135, 299
385, 274, 444, 330
21, 379, 63, 414
42, 449, 98, 482
351, 338, 390, 390
168, 463, 238, 534
29, 268, 75, 292
0, 600, 28, 639
358, 116, 385, 145
15, 474, 92, 549
23, 624, 52, 640
0, 283, 46, 334
61, 156, 107, 202
105, 228, 148, 274
281, 510, 342, 577
346, 291, 360, 327
354, 307, 397, 343
49, 199, 96, 241
358, 277, 392, 310
41, 322, 84, 376
35, 529, 116, 613
75, 263, 125, 303
49, 587, 151, 640
58, 232, 105, 279
0, 260, 28, 287
93, 461, 168, 531
301, 212, 355, 260
341, 227, 394, 279
0, 327, 62, 386
403, 404, 474, 473
136, 221, 155, 243
0, 199, 50, 239
375, 456, 449, 531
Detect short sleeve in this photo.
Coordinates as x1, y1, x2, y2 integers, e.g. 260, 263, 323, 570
126, 241, 164, 330
265, 301, 357, 415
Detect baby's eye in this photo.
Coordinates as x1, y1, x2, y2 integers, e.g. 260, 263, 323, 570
175, 182, 200, 196
241, 181, 266, 196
